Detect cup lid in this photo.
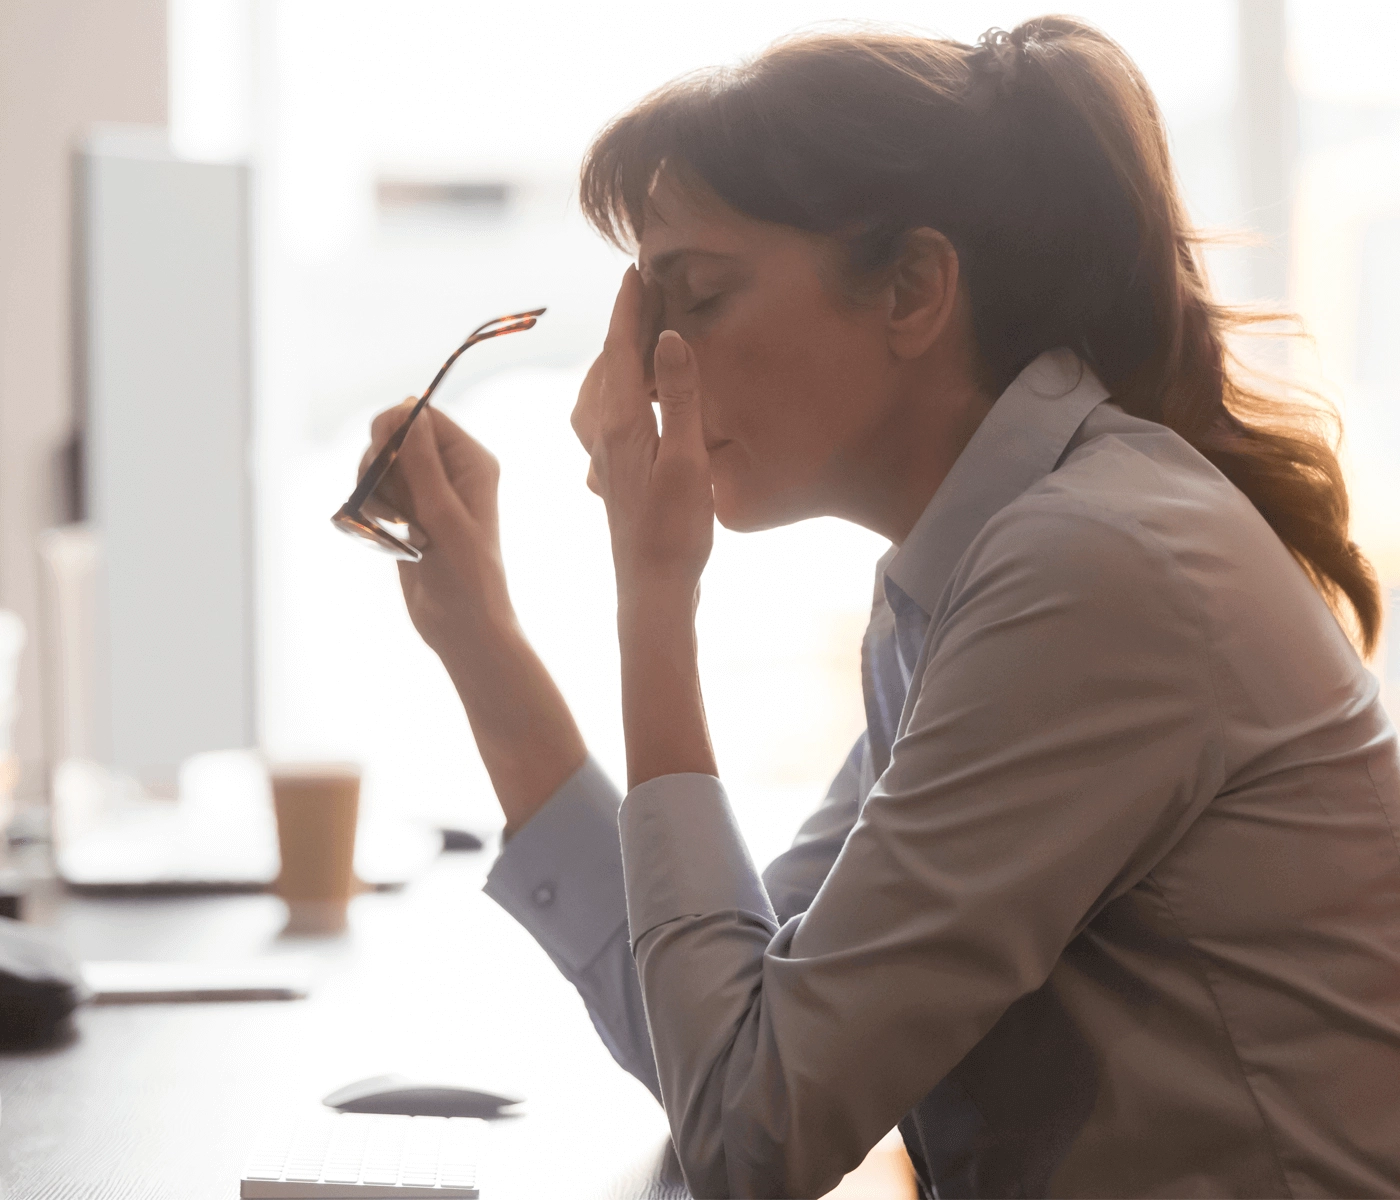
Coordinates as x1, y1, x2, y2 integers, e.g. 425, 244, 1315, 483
266, 760, 362, 780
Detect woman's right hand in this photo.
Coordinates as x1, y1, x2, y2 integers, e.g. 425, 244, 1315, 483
357, 399, 587, 831
358, 399, 514, 664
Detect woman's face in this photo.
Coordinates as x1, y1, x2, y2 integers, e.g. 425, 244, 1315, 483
638, 173, 900, 532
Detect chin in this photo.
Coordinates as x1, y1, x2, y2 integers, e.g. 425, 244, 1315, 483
712, 474, 812, 534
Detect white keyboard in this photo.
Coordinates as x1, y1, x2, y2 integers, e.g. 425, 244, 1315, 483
241, 1111, 483, 1198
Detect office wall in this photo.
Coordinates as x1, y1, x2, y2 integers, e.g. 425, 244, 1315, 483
0, 0, 166, 801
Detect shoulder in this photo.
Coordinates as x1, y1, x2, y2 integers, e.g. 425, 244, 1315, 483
909, 475, 1225, 786
946, 490, 1196, 633
919, 491, 1221, 757
946, 407, 1249, 626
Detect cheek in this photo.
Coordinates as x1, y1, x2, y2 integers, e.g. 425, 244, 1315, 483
700, 315, 877, 468
700, 320, 806, 438
698, 327, 880, 529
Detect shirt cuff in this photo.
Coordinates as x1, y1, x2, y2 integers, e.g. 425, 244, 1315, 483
619, 773, 775, 949
484, 755, 629, 974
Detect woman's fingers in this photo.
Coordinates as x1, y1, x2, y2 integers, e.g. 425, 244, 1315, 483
600, 266, 654, 437
359, 401, 416, 520
360, 399, 464, 542
360, 493, 405, 524
574, 267, 667, 474
356, 441, 402, 522
654, 331, 705, 466
575, 267, 702, 506
571, 354, 600, 444
639, 274, 665, 391
393, 404, 465, 532
573, 272, 713, 594
430, 407, 495, 485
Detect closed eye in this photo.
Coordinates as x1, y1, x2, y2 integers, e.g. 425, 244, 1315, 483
687, 293, 723, 315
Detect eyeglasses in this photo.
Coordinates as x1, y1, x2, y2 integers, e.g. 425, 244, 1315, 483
331, 308, 545, 561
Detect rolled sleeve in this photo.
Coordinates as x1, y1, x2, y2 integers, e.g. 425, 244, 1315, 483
485, 755, 628, 974
619, 773, 776, 950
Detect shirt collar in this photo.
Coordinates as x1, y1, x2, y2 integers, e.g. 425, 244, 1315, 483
884, 348, 1110, 616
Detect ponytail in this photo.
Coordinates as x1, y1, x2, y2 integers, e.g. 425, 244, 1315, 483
1002, 19, 1381, 654
580, 17, 1382, 654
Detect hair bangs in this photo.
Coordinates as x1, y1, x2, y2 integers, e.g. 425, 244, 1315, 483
578, 69, 745, 252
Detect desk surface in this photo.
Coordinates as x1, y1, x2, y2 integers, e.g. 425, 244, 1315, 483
0, 850, 686, 1200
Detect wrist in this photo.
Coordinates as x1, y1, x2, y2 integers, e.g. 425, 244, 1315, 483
424, 551, 514, 647
457, 548, 514, 624
615, 586, 713, 790
617, 578, 699, 623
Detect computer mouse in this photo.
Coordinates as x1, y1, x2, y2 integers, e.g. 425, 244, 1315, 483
437, 827, 484, 852
322, 1074, 523, 1119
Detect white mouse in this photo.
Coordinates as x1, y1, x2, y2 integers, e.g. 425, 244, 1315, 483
323, 1074, 524, 1118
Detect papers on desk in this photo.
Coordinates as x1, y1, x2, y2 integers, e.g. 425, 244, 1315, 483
82, 958, 314, 1003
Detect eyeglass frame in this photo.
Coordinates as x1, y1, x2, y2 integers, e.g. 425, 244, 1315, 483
331, 308, 545, 562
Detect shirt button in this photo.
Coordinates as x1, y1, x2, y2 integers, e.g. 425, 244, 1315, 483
532, 883, 555, 908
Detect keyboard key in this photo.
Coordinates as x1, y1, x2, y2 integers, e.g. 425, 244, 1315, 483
243, 1123, 294, 1179
361, 1114, 410, 1184
321, 1113, 373, 1182
400, 1117, 446, 1185
242, 1165, 284, 1181
438, 1119, 481, 1188
281, 1113, 336, 1181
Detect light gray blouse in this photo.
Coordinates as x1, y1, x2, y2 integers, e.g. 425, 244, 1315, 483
486, 349, 1400, 1198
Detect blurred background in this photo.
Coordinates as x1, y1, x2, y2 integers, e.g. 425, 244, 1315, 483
1, 0, 1397, 873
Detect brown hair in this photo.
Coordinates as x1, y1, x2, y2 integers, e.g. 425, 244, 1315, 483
578, 16, 1382, 656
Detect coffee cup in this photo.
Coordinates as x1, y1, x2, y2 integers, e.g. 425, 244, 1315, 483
269, 762, 361, 934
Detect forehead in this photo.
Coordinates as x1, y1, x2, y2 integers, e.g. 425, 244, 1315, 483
638, 169, 780, 273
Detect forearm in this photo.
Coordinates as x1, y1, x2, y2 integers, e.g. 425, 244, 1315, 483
617, 586, 716, 790
439, 613, 587, 835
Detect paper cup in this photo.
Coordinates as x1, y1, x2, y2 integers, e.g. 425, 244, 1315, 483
269, 762, 360, 934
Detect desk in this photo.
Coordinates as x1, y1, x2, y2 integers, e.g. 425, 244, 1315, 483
0, 850, 685, 1199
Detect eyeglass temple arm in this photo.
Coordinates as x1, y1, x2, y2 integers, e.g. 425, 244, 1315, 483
343, 310, 545, 512
468, 307, 545, 340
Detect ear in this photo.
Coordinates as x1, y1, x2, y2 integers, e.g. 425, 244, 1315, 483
885, 228, 961, 360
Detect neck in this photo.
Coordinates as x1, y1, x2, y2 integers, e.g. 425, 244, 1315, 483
825, 364, 996, 545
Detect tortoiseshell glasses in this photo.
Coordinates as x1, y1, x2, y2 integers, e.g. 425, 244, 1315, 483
332, 308, 545, 562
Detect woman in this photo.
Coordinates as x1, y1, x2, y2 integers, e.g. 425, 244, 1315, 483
358, 17, 1400, 1198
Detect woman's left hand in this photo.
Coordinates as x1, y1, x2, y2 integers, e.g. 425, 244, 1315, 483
572, 265, 714, 606
573, 265, 719, 788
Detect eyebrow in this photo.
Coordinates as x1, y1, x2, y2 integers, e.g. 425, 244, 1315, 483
641, 248, 737, 281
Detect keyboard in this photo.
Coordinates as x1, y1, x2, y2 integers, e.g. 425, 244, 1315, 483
241, 1111, 483, 1197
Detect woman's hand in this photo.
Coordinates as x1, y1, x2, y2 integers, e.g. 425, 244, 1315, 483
355, 400, 587, 832
358, 401, 511, 662
572, 265, 714, 607
572, 265, 718, 789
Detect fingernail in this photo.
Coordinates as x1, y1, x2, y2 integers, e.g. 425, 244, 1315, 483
657, 330, 688, 369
